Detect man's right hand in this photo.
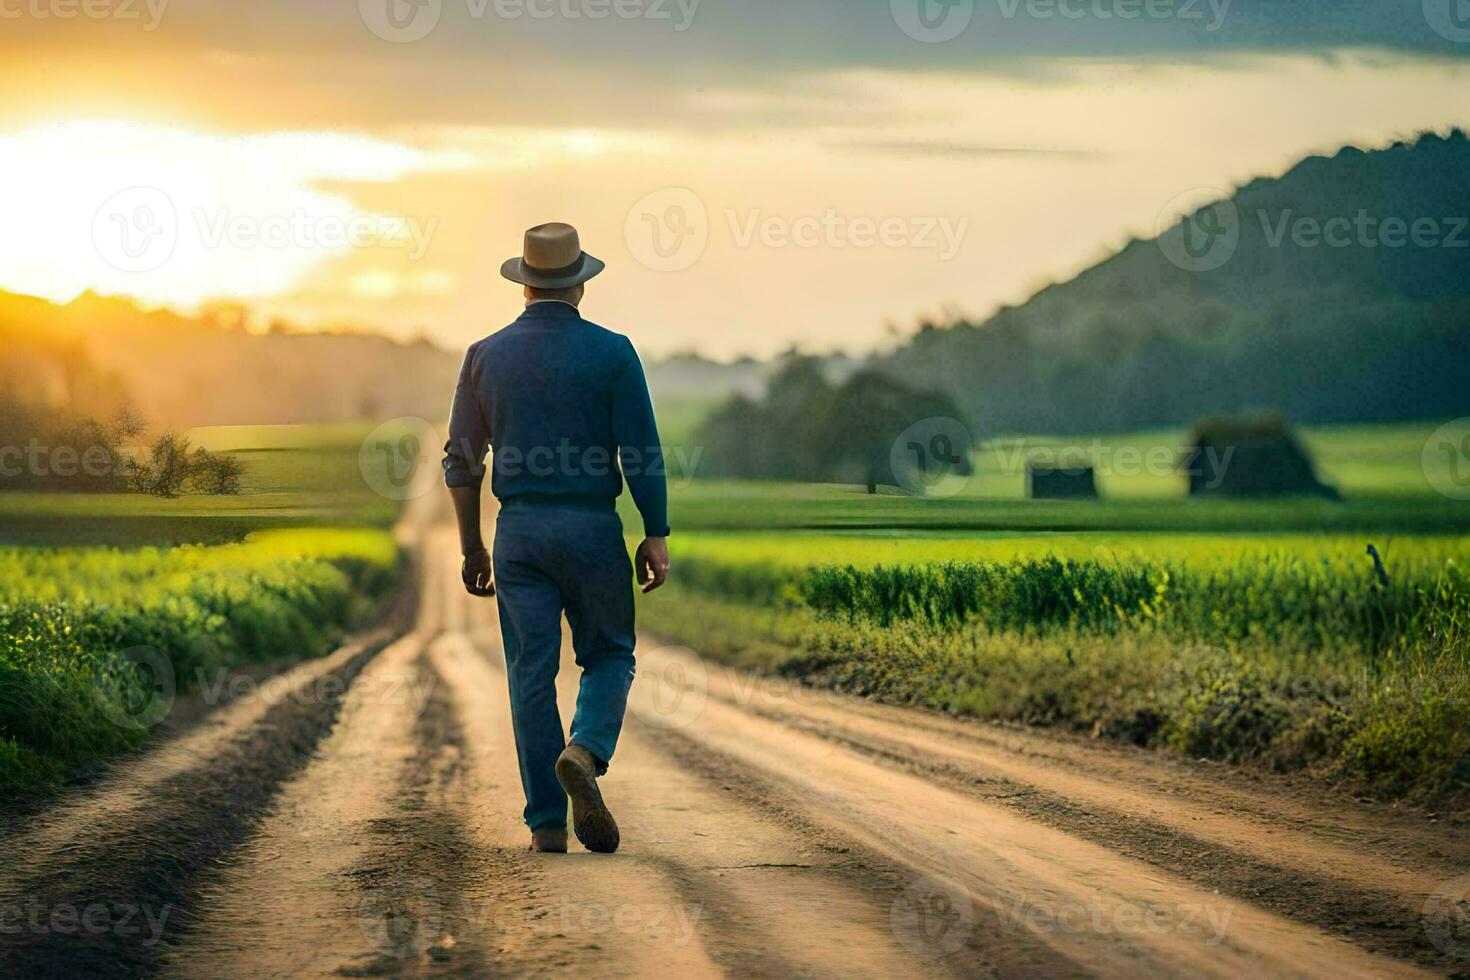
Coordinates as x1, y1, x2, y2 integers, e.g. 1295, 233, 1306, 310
635, 537, 670, 594
462, 547, 495, 598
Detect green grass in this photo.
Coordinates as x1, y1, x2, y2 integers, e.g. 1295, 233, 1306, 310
1, 528, 398, 605
646, 584, 1470, 797
646, 545, 1470, 800
0, 422, 398, 548
623, 419, 1469, 537
667, 531, 1470, 570
634, 420, 1470, 803
0, 424, 408, 800
637, 481, 1470, 536
0, 530, 399, 798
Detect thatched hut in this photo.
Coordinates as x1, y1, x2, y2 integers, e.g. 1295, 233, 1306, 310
1182, 414, 1338, 499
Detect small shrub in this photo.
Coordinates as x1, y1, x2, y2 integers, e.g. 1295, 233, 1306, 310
189, 448, 244, 495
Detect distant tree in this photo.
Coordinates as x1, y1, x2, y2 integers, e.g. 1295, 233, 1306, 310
760, 357, 834, 480
129, 432, 195, 498
110, 406, 147, 444
0, 400, 143, 492
188, 448, 244, 496
820, 370, 971, 493
696, 361, 972, 491
698, 394, 768, 479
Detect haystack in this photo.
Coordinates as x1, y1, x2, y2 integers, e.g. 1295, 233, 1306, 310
1182, 414, 1338, 499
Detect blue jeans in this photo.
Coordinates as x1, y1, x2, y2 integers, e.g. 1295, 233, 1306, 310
492, 504, 637, 830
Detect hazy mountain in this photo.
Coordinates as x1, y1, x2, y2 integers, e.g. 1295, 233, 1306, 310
0, 291, 461, 428
0, 292, 838, 429
872, 130, 1470, 436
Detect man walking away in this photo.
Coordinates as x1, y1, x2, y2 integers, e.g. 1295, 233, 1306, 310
442, 222, 671, 854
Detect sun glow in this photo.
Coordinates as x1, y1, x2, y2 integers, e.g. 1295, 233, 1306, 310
0, 121, 446, 310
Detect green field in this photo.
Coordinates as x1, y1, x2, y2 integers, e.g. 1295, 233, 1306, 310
629, 420, 1469, 535
6, 417, 1468, 803
0, 424, 404, 799
632, 420, 1470, 803
624, 420, 1470, 576
0, 423, 400, 548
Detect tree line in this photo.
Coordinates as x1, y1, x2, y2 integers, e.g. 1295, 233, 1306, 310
696, 357, 971, 492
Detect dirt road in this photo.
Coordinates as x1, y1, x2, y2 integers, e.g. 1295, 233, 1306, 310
3, 507, 1467, 978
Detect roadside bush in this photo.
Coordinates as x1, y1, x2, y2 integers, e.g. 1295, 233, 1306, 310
676, 555, 793, 607
0, 603, 148, 785
0, 529, 399, 798
1157, 653, 1293, 762
1335, 631, 1470, 796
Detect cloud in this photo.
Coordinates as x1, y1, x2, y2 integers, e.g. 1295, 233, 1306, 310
4, 1, 1465, 138
833, 140, 1103, 159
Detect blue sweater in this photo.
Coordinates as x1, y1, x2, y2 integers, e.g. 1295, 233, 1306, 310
442, 301, 670, 538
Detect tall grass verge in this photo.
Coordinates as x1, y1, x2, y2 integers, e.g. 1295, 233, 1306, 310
649, 545, 1470, 803
0, 529, 399, 799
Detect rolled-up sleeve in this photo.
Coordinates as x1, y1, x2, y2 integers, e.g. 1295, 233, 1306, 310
443, 344, 489, 489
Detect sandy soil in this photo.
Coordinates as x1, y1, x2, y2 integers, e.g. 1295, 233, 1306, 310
2, 503, 1467, 978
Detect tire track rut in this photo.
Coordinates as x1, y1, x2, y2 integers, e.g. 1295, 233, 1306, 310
677, 669, 1464, 971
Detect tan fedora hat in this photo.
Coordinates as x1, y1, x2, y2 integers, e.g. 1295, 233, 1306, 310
500, 222, 606, 289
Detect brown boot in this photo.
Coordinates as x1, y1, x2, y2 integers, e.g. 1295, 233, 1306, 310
530, 827, 568, 853
555, 743, 620, 854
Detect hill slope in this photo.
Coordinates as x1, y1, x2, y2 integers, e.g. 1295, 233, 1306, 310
875, 130, 1470, 435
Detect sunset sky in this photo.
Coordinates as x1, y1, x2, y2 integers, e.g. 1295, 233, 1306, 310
2, 0, 1468, 358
